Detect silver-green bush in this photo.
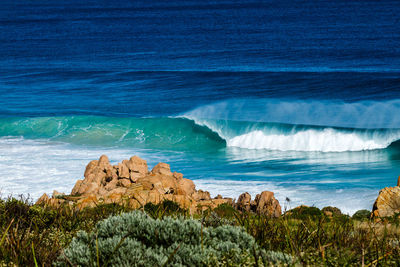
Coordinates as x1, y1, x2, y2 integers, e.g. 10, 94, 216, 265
55, 211, 294, 266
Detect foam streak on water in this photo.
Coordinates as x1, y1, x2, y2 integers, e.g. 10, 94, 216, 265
0, 136, 388, 215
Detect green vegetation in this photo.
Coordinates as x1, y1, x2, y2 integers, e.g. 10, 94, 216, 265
0, 197, 400, 266
55, 211, 293, 266
352, 209, 371, 221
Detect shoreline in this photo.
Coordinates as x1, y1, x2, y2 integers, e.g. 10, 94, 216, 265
32, 154, 396, 219
1, 134, 395, 216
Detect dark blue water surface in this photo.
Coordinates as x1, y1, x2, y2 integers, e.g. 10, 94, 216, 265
1, 0, 400, 213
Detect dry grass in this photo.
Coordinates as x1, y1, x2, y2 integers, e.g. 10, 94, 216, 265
0, 197, 399, 266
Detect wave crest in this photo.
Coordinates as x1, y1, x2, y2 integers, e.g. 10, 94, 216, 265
182, 98, 400, 152
183, 98, 400, 129
227, 129, 399, 152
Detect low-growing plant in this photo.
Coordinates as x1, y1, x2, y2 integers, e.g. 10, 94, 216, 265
284, 206, 323, 219
321, 206, 342, 217
352, 209, 371, 221
1, 196, 400, 266
55, 211, 294, 266
144, 200, 188, 219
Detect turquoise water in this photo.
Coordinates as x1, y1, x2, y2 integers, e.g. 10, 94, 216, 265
1, 101, 400, 214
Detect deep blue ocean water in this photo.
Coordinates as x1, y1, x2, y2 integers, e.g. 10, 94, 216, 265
1, 0, 400, 213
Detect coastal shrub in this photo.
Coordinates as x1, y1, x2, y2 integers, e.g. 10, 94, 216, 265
201, 203, 237, 227
55, 211, 291, 266
212, 203, 237, 219
2, 196, 400, 266
144, 200, 187, 219
202, 211, 236, 227
352, 209, 371, 220
285, 206, 323, 219
261, 250, 295, 265
321, 206, 342, 217
0, 197, 136, 266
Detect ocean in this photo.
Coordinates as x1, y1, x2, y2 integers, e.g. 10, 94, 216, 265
1, 0, 400, 214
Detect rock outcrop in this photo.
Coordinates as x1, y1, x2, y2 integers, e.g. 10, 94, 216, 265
36, 155, 282, 216
236, 192, 252, 212
37, 155, 232, 213
235, 191, 281, 217
372, 186, 400, 218
254, 191, 282, 217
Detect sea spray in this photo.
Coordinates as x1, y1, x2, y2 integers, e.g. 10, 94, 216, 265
183, 98, 400, 129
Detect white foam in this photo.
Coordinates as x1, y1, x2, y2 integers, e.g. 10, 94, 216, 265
193, 178, 378, 215
0, 137, 168, 199
0, 136, 382, 215
183, 115, 400, 152
227, 129, 399, 152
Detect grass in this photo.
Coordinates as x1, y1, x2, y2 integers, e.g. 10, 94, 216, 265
0, 196, 399, 266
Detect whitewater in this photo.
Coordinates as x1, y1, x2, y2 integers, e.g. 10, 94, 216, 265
2, 0, 400, 217
1, 99, 400, 215
182, 99, 400, 152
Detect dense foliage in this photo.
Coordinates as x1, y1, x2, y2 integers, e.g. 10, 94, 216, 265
0, 197, 400, 266
55, 211, 293, 266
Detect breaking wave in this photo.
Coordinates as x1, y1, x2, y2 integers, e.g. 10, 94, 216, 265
2, 99, 400, 153
182, 99, 400, 152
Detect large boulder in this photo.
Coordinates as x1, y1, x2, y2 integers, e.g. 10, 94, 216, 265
372, 186, 400, 218
235, 191, 281, 217
236, 192, 252, 212
253, 191, 281, 217
151, 162, 172, 176
71, 155, 116, 196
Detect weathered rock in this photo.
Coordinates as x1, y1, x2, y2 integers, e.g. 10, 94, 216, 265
37, 155, 232, 213
71, 154, 111, 196
117, 178, 131, 188
151, 162, 173, 176
98, 155, 110, 169
177, 178, 195, 196
117, 162, 130, 179
126, 156, 149, 181
76, 194, 98, 209
36, 155, 281, 215
193, 190, 211, 201
36, 193, 50, 205
254, 191, 281, 217
236, 192, 252, 212
173, 172, 183, 180
372, 186, 400, 217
